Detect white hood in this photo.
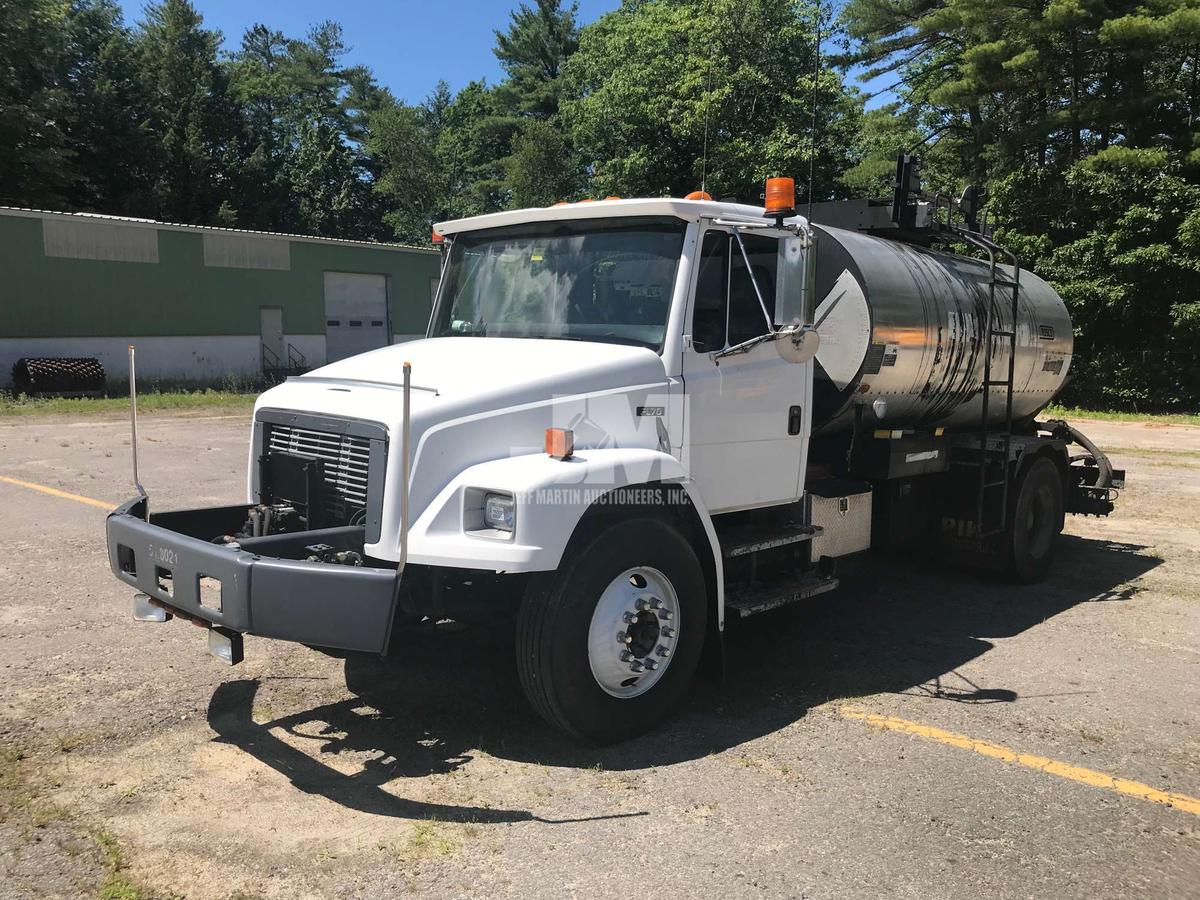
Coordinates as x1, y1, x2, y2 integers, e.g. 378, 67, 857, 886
253, 337, 674, 557
306, 336, 666, 413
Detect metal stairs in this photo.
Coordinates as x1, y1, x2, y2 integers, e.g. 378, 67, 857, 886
725, 571, 840, 619
718, 521, 821, 558
717, 513, 837, 619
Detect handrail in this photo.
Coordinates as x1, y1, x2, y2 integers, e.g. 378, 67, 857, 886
261, 343, 281, 371
286, 343, 307, 369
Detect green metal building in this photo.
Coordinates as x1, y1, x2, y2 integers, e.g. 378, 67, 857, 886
0, 207, 441, 386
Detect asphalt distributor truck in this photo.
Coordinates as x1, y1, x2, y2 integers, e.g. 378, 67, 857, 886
106, 170, 1123, 743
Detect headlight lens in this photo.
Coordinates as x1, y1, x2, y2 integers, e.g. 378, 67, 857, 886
483, 492, 515, 532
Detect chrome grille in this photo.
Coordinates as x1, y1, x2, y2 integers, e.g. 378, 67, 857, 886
266, 424, 371, 524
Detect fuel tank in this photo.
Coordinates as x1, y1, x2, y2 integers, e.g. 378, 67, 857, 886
810, 224, 1072, 434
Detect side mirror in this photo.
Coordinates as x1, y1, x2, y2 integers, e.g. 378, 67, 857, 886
775, 324, 820, 364
774, 236, 807, 326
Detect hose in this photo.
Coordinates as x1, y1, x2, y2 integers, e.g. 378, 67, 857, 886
1040, 421, 1113, 488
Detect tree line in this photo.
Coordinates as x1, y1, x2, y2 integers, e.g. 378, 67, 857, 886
2, 0, 1196, 408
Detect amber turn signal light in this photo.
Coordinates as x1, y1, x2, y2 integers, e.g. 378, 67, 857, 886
431, 228, 444, 244
545, 427, 574, 460
764, 177, 796, 216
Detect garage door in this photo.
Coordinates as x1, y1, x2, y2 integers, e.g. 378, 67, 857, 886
324, 272, 389, 363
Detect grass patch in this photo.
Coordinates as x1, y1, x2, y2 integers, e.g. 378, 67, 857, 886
0, 747, 28, 822
0, 389, 258, 418
96, 829, 148, 900
1045, 404, 1200, 426
2, 744, 152, 898
399, 821, 457, 860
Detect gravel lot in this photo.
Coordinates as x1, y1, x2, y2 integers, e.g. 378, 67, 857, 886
1, 411, 1197, 899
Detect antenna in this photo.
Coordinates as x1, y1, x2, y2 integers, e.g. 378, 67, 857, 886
806, 0, 822, 221
700, 51, 713, 194
128, 345, 148, 520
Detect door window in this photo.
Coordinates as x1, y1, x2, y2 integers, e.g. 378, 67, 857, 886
691, 231, 779, 351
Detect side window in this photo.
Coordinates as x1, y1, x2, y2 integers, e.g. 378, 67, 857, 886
728, 234, 778, 345
690, 230, 779, 352
691, 231, 728, 352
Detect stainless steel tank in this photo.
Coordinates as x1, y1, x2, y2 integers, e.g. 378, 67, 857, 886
810, 224, 1072, 434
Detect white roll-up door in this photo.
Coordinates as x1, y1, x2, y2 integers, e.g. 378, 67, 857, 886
324, 272, 389, 362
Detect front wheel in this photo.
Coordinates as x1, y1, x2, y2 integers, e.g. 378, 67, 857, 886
516, 517, 707, 743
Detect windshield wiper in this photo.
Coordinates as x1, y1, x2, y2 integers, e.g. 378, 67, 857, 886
711, 332, 776, 361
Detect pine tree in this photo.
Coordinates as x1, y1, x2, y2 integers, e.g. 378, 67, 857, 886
61, 0, 154, 215
0, 0, 73, 207
136, 0, 239, 224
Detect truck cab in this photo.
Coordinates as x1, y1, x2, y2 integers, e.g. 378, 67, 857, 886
106, 189, 1121, 743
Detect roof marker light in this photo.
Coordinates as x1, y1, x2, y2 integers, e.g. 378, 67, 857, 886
545, 428, 574, 460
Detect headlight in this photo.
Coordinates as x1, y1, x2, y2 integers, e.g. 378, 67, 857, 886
483, 492, 515, 532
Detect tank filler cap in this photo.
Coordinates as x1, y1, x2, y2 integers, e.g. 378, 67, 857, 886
873, 399, 888, 420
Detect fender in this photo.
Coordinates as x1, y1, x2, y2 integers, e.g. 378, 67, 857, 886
404, 447, 725, 623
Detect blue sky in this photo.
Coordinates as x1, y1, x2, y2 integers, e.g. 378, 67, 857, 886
116, 1, 887, 107
117, 0, 624, 104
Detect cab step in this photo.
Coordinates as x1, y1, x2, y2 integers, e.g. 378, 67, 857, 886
725, 571, 840, 618
718, 522, 822, 558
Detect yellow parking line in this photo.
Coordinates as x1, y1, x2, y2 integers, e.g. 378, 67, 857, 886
0, 474, 113, 511
840, 706, 1200, 817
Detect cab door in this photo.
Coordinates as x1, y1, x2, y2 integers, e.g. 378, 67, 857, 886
679, 228, 812, 513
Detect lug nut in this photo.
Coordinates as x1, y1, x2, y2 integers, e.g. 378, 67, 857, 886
662, 626, 676, 639
649, 597, 663, 610
620, 650, 633, 662
617, 631, 632, 644
634, 598, 648, 610
658, 610, 674, 621
656, 645, 671, 657
643, 658, 659, 671
630, 660, 644, 672
623, 611, 638, 624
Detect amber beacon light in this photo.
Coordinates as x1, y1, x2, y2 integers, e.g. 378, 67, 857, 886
764, 177, 796, 218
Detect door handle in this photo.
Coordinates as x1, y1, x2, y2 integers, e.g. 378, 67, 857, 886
788, 405, 803, 435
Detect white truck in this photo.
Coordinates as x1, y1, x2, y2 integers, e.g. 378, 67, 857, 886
106, 174, 1122, 743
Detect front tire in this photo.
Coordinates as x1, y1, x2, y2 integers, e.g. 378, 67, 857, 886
516, 517, 707, 743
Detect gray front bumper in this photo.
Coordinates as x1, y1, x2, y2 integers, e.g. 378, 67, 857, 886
106, 498, 398, 654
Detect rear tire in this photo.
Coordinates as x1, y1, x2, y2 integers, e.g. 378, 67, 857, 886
1006, 456, 1065, 582
516, 517, 707, 743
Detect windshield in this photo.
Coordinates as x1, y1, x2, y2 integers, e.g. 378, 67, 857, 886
431, 217, 686, 351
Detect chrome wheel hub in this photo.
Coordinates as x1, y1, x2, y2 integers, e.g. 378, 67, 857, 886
587, 566, 680, 698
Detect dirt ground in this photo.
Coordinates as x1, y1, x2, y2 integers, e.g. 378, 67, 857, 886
0, 411, 1197, 899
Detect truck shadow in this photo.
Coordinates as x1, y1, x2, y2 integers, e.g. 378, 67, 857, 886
206, 534, 1159, 816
